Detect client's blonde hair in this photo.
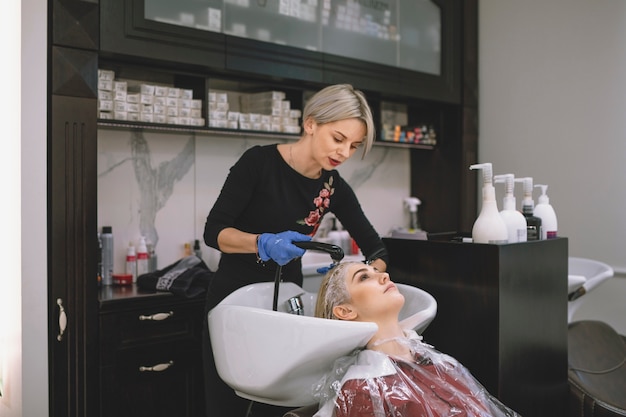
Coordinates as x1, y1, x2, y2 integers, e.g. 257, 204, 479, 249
314, 262, 358, 319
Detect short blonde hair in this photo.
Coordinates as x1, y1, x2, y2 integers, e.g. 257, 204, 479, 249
314, 262, 358, 319
303, 84, 375, 158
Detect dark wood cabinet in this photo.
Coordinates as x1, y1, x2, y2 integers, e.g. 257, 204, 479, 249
384, 237, 569, 417
99, 286, 205, 417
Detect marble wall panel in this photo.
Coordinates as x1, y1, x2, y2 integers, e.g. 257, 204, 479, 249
98, 129, 410, 272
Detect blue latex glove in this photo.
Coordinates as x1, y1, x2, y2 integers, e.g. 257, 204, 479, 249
316, 263, 337, 275
257, 231, 311, 266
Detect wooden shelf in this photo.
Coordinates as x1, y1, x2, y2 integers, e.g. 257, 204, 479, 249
98, 120, 435, 150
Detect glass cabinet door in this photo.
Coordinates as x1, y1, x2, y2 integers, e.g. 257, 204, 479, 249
143, 0, 441, 75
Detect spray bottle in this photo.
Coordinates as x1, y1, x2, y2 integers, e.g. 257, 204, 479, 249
136, 236, 149, 277
494, 174, 527, 243
469, 163, 508, 244
534, 184, 558, 239
515, 177, 542, 241
404, 197, 422, 232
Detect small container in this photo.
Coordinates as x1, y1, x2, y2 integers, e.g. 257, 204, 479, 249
137, 236, 149, 277
125, 242, 137, 283
101, 226, 114, 285
112, 273, 133, 286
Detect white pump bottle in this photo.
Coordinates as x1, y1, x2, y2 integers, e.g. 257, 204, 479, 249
494, 174, 527, 243
404, 197, 422, 232
534, 184, 558, 239
469, 163, 508, 244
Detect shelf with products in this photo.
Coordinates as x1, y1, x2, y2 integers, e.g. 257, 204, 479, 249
97, 59, 439, 150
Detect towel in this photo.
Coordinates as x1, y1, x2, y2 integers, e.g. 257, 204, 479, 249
137, 255, 213, 298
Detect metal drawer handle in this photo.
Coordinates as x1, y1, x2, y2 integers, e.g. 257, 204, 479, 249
138, 311, 174, 321
139, 361, 174, 372
57, 298, 67, 342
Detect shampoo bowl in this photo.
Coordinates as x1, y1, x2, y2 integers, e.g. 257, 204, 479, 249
208, 281, 437, 407
568, 257, 614, 323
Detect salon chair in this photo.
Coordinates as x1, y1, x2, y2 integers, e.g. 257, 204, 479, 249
568, 320, 626, 416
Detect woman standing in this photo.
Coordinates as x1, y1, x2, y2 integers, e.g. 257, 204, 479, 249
203, 84, 389, 417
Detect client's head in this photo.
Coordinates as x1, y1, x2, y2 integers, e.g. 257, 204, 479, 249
315, 262, 405, 323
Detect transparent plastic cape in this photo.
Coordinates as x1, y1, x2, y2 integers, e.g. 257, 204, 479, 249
312, 330, 521, 417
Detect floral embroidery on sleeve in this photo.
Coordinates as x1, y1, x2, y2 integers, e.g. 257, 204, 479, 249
299, 176, 334, 236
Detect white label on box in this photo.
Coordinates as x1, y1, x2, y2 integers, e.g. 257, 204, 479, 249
141, 84, 155, 95
154, 86, 168, 97
140, 113, 154, 123
126, 93, 139, 103
114, 81, 127, 92
98, 69, 115, 81
114, 90, 127, 101
126, 103, 140, 113
98, 99, 113, 111
99, 90, 113, 100
98, 80, 113, 91
114, 101, 127, 112
140, 94, 154, 105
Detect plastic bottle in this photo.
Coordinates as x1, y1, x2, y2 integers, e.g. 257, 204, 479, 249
515, 177, 542, 241
193, 239, 203, 259
183, 242, 192, 257
469, 163, 508, 244
404, 197, 422, 232
101, 226, 114, 286
125, 242, 137, 283
494, 174, 527, 243
534, 184, 558, 239
96, 233, 103, 286
146, 239, 157, 273
136, 236, 149, 277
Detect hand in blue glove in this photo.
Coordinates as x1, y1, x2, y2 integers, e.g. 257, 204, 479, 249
257, 231, 312, 266
316, 263, 337, 275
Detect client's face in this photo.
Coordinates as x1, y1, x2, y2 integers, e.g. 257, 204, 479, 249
341, 263, 405, 322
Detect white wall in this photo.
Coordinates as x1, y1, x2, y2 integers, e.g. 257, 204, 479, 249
0, 0, 48, 416
480, 0, 626, 334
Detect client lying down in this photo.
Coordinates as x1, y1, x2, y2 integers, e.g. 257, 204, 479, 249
312, 262, 521, 417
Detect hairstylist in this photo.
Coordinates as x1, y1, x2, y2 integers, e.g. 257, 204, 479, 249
202, 84, 389, 417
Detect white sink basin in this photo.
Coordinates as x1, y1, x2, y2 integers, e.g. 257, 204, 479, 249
208, 281, 437, 407
568, 257, 614, 323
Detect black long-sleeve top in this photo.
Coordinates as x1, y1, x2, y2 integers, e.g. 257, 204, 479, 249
203, 144, 388, 302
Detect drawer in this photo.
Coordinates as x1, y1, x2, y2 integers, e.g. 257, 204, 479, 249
100, 341, 204, 417
100, 302, 204, 352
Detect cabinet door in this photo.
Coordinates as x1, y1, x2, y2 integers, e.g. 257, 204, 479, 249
49, 93, 99, 417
